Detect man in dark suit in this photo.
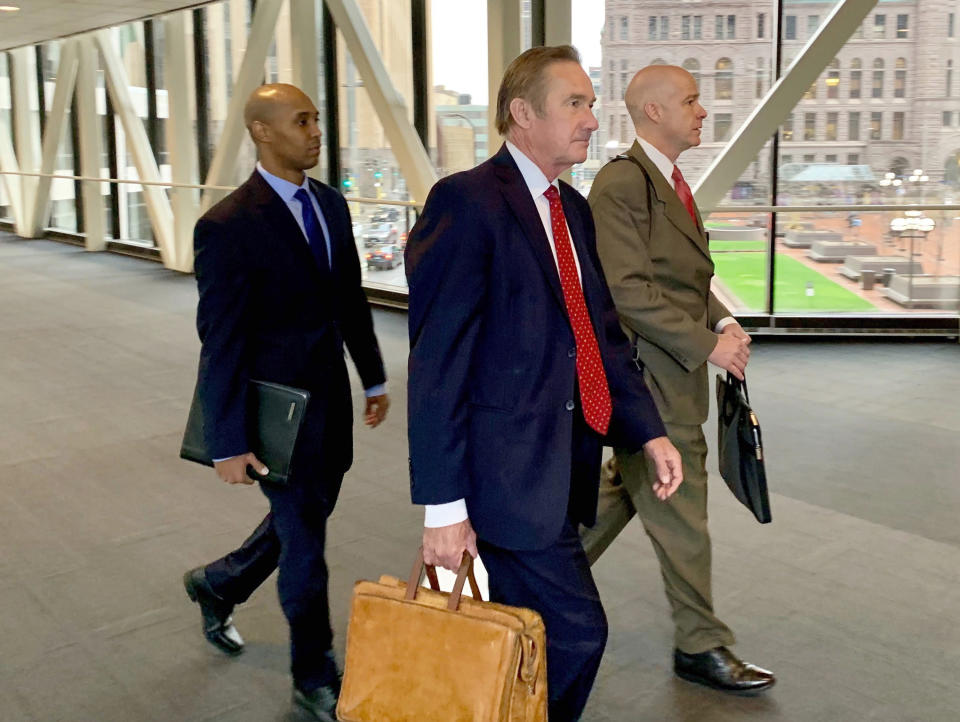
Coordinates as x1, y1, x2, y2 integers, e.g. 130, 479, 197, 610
405, 46, 683, 722
582, 64, 774, 693
182, 83, 388, 721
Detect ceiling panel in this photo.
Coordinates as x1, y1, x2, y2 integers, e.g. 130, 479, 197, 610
0, 0, 208, 52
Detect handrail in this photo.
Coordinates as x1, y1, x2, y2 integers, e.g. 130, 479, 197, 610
711, 204, 960, 213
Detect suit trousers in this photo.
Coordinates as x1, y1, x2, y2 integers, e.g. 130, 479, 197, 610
580, 422, 735, 654
203, 473, 341, 691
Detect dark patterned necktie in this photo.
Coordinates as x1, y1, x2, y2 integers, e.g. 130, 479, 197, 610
294, 187, 330, 271
543, 185, 612, 435
672, 165, 698, 226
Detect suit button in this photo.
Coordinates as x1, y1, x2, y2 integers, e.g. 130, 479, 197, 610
568, 347, 576, 358
565, 400, 575, 411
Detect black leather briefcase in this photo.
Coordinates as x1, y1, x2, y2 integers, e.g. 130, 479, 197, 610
180, 380, 310, 485
716, 373, 772, 524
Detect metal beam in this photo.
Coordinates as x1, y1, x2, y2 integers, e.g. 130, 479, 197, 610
324, 0, 437, 203
94, 30, 177, 265
322, 2, 341, 186
28, 39, 79, 237
486, 0, 523, 155
164, 11, 201, 272
289, 0, 321, 181
75, 36, 105, 251
202, 0, 284, 210
695, 0, 878, 212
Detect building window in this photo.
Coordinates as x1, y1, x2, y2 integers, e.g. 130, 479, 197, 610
826, 112, 838, 141
620, 16, 629, 41
804, 113, 816, 140
694, 15, 702, 40
804, 78, 817, 100
825, 154, 838, 163
950, 13, 956, 38
714, 113, 733, 142
874, 14, 885, 38
870, 112, 882, 140
944, 111, 954, 127
782, 154, 793, 164
682, 15, 691, 40
848, 153, 860, 165
872, 59, 884, 98
715, 58, 733, 99
896, 14, 908, 39
783, 114, 794, 141
893, 111, 905, 140
785, 15, 796, 40
895, 58, 906, 98
660, 16, 669, 41
683, 58, 701, 87
715, 15, 724, 39
948, 61, 954, 97
649, 16, 657, 41
756, 57, 766, 98
757, 13, 765, 39
849, 112, 861, 140
850, 59, 862, 99
803, 154, 815, 163
808, 15, 819, 38
826, 59, 840, 99
728, 14, 736, 39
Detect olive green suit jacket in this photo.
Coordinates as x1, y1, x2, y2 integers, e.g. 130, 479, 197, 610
588, 140, 730, 426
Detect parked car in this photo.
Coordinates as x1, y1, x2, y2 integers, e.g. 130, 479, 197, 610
365, 244, 402, 270
363, 222, 398, 248
370, 207, 401, 223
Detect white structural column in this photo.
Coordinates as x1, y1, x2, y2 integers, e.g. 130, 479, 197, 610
274, 0, 294, 84
28, 40, 80, 237
202, 0, 284, 211
0, 96, 22, 232
9, 47, 42, 236
288, 0, 321, 182
694, 0, 878, 212
94, 30, 178, 267
75, 36, 105, 251
486, 0, 523, 153
324, 0, 437, 203
165, 11, 201, 272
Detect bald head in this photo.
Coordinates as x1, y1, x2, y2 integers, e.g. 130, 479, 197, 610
623, 64, 706, 161
243, 83, 322, 183
244, 83, 313, 136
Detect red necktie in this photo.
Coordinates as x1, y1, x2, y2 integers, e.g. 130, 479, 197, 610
544, 185, 612, 435
672, 165, 698, 226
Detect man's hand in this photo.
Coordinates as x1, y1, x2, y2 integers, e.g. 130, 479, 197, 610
213, 453, 269, 485
721, 322, 751, 345
364, 393, 390, 427
422, 519, 478, 571
708, 332, 750, 380
643, 436, 683, 500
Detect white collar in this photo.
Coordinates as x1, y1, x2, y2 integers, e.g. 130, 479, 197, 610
256, 161, 310, 202
635, 136, 677, 188
505, 141, 559, 200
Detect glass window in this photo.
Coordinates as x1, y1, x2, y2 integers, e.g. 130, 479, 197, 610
782, 154, 793, 164
944, 111, 954, 127
756, 57, 767, 99
782, 113, 794, 141
804, 79, 817, 100
728, 15, 736, 39
682, 15, 691, 40
661, 16, 669, 41
683, 58, 700, 87
649, 16, 657, 41
714, 113, 732, 142
620, 16, 628, 41
803, 153, 815, 163
870, 111, 882, 140
872, 58, 884, 98
785, 15, 797, 40
715, 58, 733, 99
715, 15, 724, 40
693, 15, 702, 40
826, 58, 840, 99
874, 14, 886, 38
847, 153, 860, 164
850, 58, 862, 98
757, 13, 765, 39
950, 13, 956, 38
807, 16, 819, 38
896, 14, 908, 39
849, 111, 861, 140
948, 60, 953, 97
895, 58, 906, 98
804, 112, 816, 140
825, 154, 837, 163
826, 112, 838, 141
893, 111, 905, 139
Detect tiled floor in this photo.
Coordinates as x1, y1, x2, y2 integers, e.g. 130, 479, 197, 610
1, 233, 958, 721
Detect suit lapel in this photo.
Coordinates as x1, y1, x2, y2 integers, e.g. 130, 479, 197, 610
308, 178, 344, 269
628, 141, 710, 261
492, 146, 566, 310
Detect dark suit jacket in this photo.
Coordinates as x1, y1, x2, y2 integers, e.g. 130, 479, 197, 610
405, 145, 666, 550
194, 170, 385, 499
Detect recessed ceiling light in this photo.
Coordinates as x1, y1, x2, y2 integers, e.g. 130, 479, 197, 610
0, 5, 21, 12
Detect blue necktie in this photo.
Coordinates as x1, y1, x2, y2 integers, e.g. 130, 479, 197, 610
294, 187, 330, 272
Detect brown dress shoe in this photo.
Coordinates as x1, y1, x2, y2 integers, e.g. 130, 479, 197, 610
674, 646, 775, 694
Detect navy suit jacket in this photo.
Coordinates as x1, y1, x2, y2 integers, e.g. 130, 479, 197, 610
405, 145, 666, 550
194, 170, 385, 501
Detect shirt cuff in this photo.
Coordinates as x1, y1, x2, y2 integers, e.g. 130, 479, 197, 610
424, 499, 468, 527
365, 384, 386, 397
212, 454, 244, 463
714, 316, 738, 333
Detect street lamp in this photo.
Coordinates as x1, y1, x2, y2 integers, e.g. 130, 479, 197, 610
889, 210, 935, 307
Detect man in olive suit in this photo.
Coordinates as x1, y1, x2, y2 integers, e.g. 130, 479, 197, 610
581, 64, 775, 694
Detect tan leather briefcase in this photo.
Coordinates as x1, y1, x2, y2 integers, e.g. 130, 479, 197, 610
337, 550, 547, 722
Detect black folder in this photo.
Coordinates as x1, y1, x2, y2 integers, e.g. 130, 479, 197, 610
715, 373, 772, 524
180, 380, 310, 485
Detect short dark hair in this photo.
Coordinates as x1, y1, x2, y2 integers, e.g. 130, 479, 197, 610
495, 45, 582, 136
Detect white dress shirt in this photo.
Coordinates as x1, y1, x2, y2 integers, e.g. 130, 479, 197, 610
424, 142, 587, 528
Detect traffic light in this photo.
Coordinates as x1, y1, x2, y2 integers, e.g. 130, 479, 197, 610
342, 177, 353, 189
374, 170, 383, 180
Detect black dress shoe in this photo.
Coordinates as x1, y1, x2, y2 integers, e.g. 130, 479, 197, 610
292, 683, 338, 722
674, 646, 775, 694
183, 567, 244, 656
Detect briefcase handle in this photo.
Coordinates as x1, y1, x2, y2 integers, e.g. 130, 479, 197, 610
724, 371, 751, 404
405, 548, 483, 611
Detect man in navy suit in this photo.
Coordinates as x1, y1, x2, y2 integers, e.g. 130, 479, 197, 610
183, 84, 388, 721
405, 46, 683, 722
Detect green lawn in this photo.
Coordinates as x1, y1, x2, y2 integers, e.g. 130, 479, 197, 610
709, 240, 767, 252
713, 252, 877, 312
704, 221, 740, 229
